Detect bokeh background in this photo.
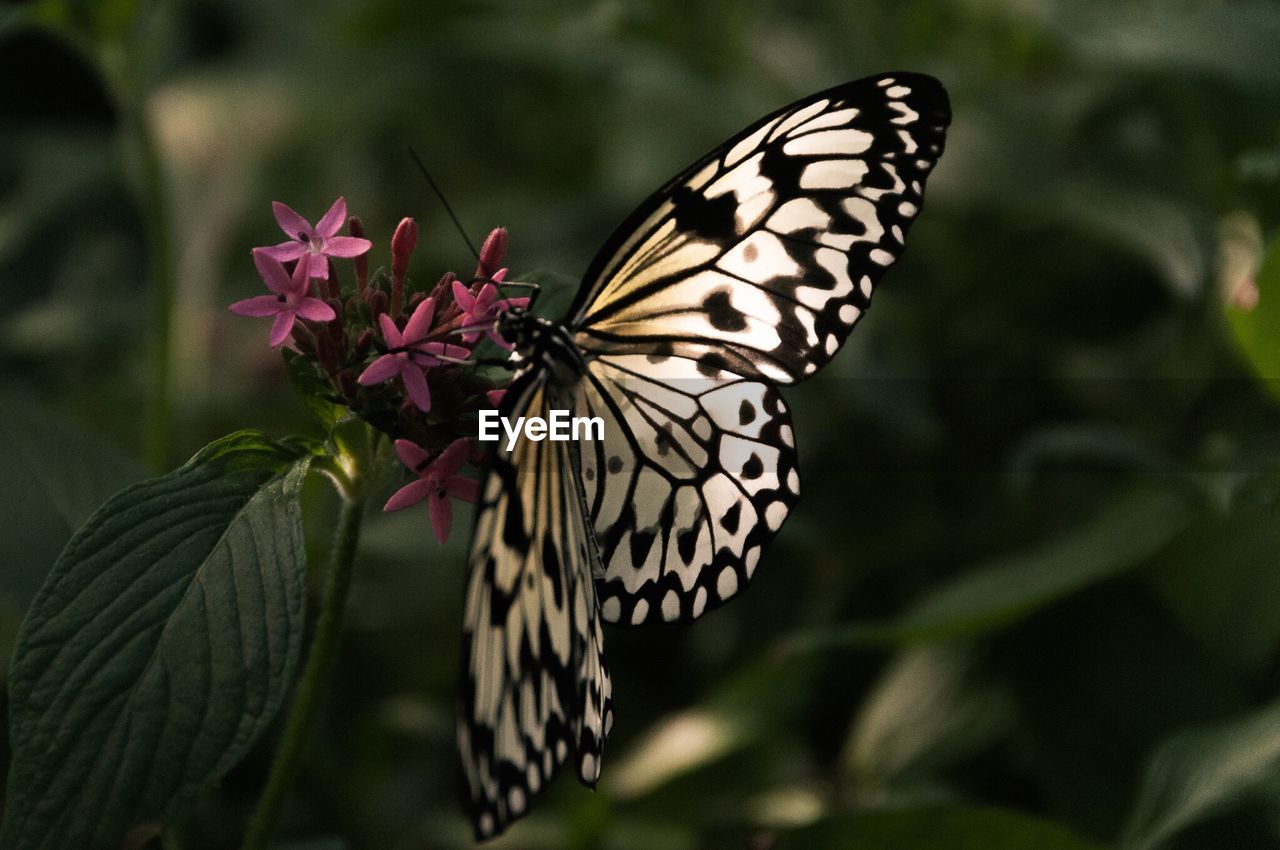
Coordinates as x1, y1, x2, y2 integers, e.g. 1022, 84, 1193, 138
4, 1, 1280, 848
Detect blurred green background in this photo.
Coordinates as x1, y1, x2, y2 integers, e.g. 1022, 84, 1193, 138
4, 0, 1280, 848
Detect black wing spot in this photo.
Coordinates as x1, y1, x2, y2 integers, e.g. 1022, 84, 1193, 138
540, 537, 564, 606
696, 351, 731, 376
741, 453, 764, 479
584, 467, 595, 481
671, 185, 739, 242
738, 399, 756, 425
646, 340, 675, 364
607, 455, 624, 474
677, 527, 699, 564
720, 502, 742, 534
758, 144, 804, 192
629, 530, 656, 565
704, 290, 748, 332
654, 423, 676, 456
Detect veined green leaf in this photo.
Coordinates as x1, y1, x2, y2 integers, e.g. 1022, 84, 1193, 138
0, 395, 146, 614
1, 431, 309, 850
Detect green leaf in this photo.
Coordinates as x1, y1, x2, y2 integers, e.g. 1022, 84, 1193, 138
774, 807, 1106, 849
1227, 233, 1280, 393
783, 486, 1195, 652
0, 395, 146, 613
1122, 701, 1280, 850
520, 268, 580, 318
1, 431, 310, 850
609, 654, 822, 800
844, 643, 1014, 791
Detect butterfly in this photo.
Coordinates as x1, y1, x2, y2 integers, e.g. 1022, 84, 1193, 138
458, 72, 950, 839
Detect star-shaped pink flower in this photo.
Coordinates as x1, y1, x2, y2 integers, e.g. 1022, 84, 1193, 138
230, 249, 337, 347
384, 438, 479, 543
259, 197, 372, 280
452, 275, 529, 348
356, 296, 468, 411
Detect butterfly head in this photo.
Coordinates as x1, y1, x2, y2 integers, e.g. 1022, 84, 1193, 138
495, 304, 547, 356
496, 307, 586, 383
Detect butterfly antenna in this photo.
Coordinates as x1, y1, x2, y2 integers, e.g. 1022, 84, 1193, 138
407, 145, 480, 261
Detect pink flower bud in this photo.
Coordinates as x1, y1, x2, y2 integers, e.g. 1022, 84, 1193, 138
476, 228, 507, 280
392, 217, 417, 281
355, 328, 374, 356
324, 260, 341, 300
432, 271, 457, 308
390, 217, 418, 318
315, 332, 338, 373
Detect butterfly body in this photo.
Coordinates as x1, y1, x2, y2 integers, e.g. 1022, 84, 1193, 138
497, 308, 588, 387
461, 72, 951, 839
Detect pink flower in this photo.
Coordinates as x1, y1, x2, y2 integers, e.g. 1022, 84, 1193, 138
260, 197, 372, 280
230, 250, 336, 347
452, 276, 529, 348
357, 296, 468, 411
485, 389, 506, 407
384, 438, 479, 543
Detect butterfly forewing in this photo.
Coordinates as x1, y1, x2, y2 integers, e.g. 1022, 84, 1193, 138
570, 73, 950, 385
460, 373, 613, 839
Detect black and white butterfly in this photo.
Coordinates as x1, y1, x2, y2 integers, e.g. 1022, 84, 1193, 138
459, 72, 950, 839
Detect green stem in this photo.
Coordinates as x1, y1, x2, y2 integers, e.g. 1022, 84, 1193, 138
241, 495, 366, 850
129, 97, 176, 472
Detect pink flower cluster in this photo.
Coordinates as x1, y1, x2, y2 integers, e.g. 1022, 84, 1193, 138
230, 197, 371, 347
229, 197, 527, 542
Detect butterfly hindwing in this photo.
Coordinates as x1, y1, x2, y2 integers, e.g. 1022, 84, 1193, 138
574, 353, 800, 625
571, 72, 949, 385
460, 373, 613, 839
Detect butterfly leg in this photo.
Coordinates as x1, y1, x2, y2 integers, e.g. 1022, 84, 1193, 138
478, 277, 542, 312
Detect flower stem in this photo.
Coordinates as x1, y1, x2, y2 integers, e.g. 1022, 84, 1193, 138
241, 494, 366, 850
